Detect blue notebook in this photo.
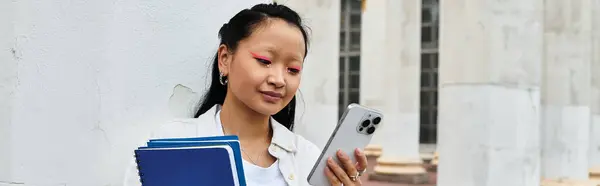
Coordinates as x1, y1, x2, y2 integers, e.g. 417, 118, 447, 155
147, 136, 246, 185
134, 135, 246, 186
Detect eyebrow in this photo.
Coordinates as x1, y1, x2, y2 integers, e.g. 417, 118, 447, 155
250, 52, 271, 61
251, 46, 304, 62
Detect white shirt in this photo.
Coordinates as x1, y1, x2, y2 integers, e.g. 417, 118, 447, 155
215, 110, 288, 186
243, 160, 287, 185
123, 104, 322, 186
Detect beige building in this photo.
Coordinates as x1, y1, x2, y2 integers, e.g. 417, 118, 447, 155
289, 0, 600, 185
0, 0, 598, 185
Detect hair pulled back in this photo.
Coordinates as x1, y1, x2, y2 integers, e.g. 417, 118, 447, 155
195, 3, 309, 131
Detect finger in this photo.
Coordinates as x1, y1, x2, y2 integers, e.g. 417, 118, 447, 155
327, 156, 353, 184
354, 148, 368, 171
337, 149, 358, 176
325, 165, 342, 186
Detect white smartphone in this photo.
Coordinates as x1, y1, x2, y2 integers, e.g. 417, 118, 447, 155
307, 103, 383, 185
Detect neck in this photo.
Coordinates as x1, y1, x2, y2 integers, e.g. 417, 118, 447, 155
220, 94, 271, 142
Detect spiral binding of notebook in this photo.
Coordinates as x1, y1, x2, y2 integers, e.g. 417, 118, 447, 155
134, 152, 144, 185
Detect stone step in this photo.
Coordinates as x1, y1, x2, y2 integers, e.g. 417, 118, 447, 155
591, 167, 600, 180
541, 179, 600, 186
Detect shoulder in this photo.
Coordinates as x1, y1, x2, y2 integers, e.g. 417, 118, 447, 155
270, 118, 321, 158
122, 106, 220, 186
291, 133, 322, 183
294, 134, 321, 156
293, 133, 322, 167
150, 105, 220, 139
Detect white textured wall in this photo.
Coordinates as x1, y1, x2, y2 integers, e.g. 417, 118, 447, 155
0, 0, 17, 182
280, 0, 340, 149
0, 1, 266, 185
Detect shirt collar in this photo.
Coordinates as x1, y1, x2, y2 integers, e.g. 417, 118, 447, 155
207, 105, 297, 152
269, 116, 297, 152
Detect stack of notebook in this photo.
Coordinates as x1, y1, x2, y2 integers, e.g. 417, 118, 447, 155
134, 135, 247, 186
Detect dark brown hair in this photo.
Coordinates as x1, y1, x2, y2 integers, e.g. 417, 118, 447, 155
195, 3, 309, 131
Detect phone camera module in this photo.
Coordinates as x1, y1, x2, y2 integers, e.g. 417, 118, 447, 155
373, 117, 381, 125
367, 126, 376, 134
361, 120, 370, 127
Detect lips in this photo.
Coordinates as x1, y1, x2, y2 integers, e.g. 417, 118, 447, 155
260, 91, 283, 103
261, 91, 283, 98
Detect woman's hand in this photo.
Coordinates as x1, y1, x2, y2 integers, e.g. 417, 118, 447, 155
324, 148, 368, 186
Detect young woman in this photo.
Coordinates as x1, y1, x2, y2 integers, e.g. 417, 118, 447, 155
124, 3, 368, 186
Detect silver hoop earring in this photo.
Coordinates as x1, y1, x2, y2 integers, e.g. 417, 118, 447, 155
219, 72, 228, 85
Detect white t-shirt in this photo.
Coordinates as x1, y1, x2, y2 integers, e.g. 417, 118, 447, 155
243, 160, 287, 186
216, 110, 288, 186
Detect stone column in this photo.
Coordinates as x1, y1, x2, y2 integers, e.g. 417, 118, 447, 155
541, 0, 594, 180
360, 0, 426, 183
590, 0, 600, 177
437, 0, 543, 185
362, 0, 383, 176
279, 0, 341, 149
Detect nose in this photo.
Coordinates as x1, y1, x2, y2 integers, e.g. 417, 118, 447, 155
267, 67, 286, 88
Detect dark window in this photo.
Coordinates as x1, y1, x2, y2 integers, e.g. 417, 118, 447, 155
350, 32, 361, 50
339, 0, 362, 119
421, 53, 431, 69
350, 0, 361, 10
422, 9, 432, 23
349, 56, 360, 71
351, 14, 361, 30
339, 72, 345, 89
419, 0, 439, 144
421, 73, 430, 87
420, 92, 428, 107
340, 32, 346, 49
349, 91, 359, 104
350, 74, 360, 89
422, 25, 433, 43
339, 57, 345, 71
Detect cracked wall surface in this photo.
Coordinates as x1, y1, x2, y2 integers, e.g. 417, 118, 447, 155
0, 0, 267, 185
168, 84, 201, 118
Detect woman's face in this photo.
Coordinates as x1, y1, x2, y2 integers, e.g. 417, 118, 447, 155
218, 18, 305, 116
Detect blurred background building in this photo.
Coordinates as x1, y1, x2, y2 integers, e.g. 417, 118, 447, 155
1, 0, 599, 185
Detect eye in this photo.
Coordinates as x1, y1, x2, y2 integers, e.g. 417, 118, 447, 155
288, 67, 301, 74
250, 52, 271, 66
255, 58, 271, 65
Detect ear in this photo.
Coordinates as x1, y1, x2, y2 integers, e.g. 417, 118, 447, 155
217, 44, 231, 75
